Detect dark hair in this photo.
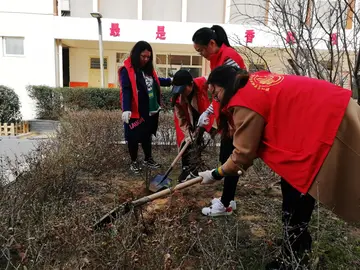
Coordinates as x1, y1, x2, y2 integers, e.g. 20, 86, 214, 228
192, 25, 231, 48
130, 40, 154, 75
207, 65, 249, 137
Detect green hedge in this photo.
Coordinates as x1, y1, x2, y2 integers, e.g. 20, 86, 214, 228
0, 85, 22, 123
27, 85, 173, 120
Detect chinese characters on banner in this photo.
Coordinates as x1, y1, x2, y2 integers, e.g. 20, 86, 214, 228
331, 33, 338, 45
286, 31, 295, 44
156, 26, 166, 40
110, 23, 120, 37
245, 30, 255, 43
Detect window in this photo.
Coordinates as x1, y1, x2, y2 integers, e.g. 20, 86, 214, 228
320, 60, 333, 71
3, 37, 24, 56
116, 52, 129, 63
187, 0, 225, 23
314, 0, 348, 30
69, 0, 92, 18
156, 54, 203, 78
230, 0, 268, 25
90, 58, 108, 69
143, 0, 182, 21
100, 0, 137, 19
169, 55, 191, 65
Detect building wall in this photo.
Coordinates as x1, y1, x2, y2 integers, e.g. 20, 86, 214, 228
100, 0, 138, 20
0, 12, 56, 120
1, 0, 356, 120
0, 0, 54, 14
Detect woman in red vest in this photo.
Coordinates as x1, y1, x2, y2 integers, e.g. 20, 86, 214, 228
119, 41, 172, 174
192, 25, 246, 216
199, 65, 360, 269
171, 69, 214, 182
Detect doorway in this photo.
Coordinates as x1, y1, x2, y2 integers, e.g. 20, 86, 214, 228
62, 47, 70, 87
88, 57, 108, 88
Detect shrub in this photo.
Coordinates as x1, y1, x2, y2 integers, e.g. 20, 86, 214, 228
58, 110, 125, 175
0, 85, 22, 123
59, 87, 120, 111
27, 86, 174, 120
26, 85, 62, 120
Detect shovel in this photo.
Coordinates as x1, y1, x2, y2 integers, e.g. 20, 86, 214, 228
93, 176, 203, 230
148, 139, 192, 193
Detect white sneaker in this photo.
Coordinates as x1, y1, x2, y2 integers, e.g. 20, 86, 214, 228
202, 198, 234, 216
211, 198, 236, 210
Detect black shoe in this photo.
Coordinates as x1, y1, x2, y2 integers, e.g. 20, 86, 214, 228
143, 157, 160, 169
130, 161, 141, 174
265, 257, 288, 270
178, 168, 198, 183
178, 167, 191, 183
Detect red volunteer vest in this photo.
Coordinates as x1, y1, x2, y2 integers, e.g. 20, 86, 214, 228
209, 44, 246, 122
119, 58, 161, 119
174, 77, 211, 147
226, 71, 351, 193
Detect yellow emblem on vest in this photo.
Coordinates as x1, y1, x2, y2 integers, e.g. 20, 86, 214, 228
249, 73, 284, 92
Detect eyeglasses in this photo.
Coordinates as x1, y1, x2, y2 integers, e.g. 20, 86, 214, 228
209, 85, 221, 102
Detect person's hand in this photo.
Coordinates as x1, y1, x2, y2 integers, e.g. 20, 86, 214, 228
122, 111, 132, 124
197, 104, 214, 127
199, 169, 223, 185
197, 111, 210, 127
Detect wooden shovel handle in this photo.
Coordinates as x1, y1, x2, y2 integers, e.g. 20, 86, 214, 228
93, 176, 203, 229
132, 176, 203, 207
170, 139, 191, 167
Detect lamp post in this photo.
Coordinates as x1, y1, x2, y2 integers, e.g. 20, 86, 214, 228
90, 12, 105, 88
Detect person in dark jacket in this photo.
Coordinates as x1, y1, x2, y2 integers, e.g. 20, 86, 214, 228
119, 41, 172, 174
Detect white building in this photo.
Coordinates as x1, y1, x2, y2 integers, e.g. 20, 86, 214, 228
0, 0, 358, 119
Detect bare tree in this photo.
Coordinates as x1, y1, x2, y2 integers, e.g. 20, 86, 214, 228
230, 0, 360, 103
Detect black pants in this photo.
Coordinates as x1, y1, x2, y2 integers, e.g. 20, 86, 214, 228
181, 143, 193, 169
219, 136, 239, 207
128, 135, 152, 162
281, 178, 315, 258
180, 138, 203, 171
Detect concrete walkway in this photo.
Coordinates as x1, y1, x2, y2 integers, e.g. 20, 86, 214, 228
0, 131, 54, 184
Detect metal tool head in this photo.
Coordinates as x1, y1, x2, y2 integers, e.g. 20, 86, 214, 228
149, 174, 172, 193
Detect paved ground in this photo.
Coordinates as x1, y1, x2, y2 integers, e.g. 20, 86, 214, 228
0, 133, 53, 183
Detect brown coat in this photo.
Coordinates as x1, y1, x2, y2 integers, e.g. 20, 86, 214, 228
174, 96, 197, 139
308, 98, 360, 224
222, 99, 360, 224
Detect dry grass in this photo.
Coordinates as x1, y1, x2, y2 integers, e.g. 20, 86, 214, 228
0, 110, 359, 269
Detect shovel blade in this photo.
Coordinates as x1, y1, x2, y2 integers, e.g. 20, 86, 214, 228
149, 174, 172, 193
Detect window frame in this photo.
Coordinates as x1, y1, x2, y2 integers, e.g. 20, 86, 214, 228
3, 37, 25, 57
155, 53, 203, 78
89, 57, 108, 70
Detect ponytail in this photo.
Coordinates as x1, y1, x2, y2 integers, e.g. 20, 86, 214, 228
192, 25, 231, 48
210, 25, 231, 47
207, 65, 249, 137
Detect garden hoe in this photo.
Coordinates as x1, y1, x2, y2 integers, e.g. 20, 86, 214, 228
148, 139, 192, 193
93, 176, 203, 230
